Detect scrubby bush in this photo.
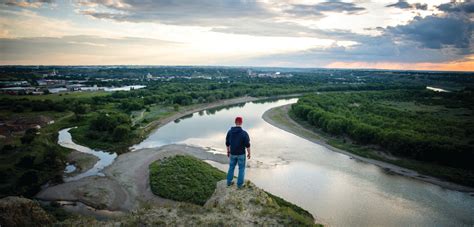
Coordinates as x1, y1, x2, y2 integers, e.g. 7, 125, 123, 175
149, 155, 225, 205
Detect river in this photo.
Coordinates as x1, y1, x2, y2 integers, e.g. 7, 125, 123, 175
133, 98, 474, 226
58, 127, 117, 182
426, 86, 451, 93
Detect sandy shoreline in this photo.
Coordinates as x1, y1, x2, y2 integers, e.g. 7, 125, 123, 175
262, 104, 474, 193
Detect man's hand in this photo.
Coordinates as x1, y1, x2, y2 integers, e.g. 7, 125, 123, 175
247, 147, 251, 159
227, 146, 230, 158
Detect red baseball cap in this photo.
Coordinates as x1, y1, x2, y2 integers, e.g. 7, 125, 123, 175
235, 116, 243, 124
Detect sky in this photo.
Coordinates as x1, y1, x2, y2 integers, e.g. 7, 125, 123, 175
0, 0, 473, 71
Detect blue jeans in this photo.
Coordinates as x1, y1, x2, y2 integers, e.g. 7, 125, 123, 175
227, 154, 246, 187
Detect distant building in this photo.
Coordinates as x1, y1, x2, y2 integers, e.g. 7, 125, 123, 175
37, 79, 47, 86
248, 71, 293, 78
66, 84, 84, 91
36, 79, 66, 87
0, 87, 39, 95
0, 81, 30, 87
247, 69, 254, 76
50, 69, 57, 76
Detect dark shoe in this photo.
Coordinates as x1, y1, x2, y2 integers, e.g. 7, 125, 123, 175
227, 181, 235, 187
237, 185, 244, 189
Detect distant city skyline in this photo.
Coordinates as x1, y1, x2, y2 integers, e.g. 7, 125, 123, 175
0, 0, 473, 71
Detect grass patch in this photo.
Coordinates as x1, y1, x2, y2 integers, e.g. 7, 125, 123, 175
266, 192, 317, 226
149, 155, 226, 205
0, 91, 108, 102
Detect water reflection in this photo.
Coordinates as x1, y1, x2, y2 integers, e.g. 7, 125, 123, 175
426, 86, 450, 92
133, 98, 474, 226
58, 128, 117, 182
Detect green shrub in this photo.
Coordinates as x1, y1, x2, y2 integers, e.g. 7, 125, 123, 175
267, 192, 314, 221
149, 155, 226, 205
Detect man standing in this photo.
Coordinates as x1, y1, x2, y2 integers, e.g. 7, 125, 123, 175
226, 116, 251, 188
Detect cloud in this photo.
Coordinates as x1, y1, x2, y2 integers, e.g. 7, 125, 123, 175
285, 1, 366, 17
386, 0, 427, 10
75, 0, 130, 9
386, 14, 473, 50
78, 0, 272, 25
77, 0, 369, 40
0, 0, 472, 70
78, 0, 367, 37
1, 0, 53, 8
239, 35, 465, 68
238, 7, 473, 67
437, 0, 474, 13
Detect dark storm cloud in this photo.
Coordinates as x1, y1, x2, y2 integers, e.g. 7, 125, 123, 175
438, 0, 474, 13
386, 0, 427, 10
286, 0, 366, 17
386, 15, 473, 50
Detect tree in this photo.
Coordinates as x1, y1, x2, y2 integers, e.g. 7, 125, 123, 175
13, 105, 24, 113
21, 128, 37, 144
18, 170, 39, 186
73, 104, 87, 121
112, 125, 130, 141
16, 155, 36, 168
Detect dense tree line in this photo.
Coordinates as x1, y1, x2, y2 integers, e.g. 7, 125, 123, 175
0, 129, 64, 197
87, 112, 132, 142
292, 89, 474, 170
0, 98, 68, 113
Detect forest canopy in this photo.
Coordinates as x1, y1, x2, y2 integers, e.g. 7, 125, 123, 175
292, 89, 474, 170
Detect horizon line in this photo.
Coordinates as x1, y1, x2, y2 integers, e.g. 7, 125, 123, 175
0, 64, 473, 73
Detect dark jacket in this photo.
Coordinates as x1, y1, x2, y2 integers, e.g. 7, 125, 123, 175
226, 126, 250, 155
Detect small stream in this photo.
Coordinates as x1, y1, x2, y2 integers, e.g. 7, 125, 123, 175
58, 127, 117, 182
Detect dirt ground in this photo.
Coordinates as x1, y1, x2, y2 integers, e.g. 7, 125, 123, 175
36, 144, 229, 211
